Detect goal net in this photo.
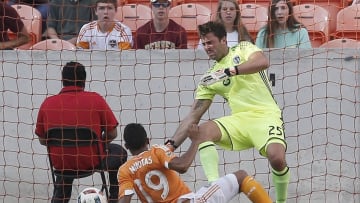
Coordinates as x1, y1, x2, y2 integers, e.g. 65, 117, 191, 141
0, 48, 359, 202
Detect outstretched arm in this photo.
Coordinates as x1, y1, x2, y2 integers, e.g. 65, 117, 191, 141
0, 26, 29, 50
168, 124, 203, 173
44, 27, 60, 39
169, 99, 211, 150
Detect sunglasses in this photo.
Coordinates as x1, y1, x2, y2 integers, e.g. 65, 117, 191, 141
152, 2, 171, 8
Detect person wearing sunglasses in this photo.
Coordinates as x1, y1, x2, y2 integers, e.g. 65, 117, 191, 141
133, 0, 188, 49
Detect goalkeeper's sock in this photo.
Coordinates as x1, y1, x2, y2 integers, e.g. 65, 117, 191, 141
198, 141, 219, 182
240, 176, 272, 203
272, 166, 290, 203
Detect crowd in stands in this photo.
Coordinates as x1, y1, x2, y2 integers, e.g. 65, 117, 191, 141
1, 0, 359, 50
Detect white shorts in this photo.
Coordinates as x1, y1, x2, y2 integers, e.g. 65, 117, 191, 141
178, 173, 239, 203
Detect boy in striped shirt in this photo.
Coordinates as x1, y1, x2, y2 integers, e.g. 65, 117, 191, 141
77, 0, 132, 50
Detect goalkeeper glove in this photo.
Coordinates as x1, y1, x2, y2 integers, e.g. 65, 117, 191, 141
199, 67, 238, 86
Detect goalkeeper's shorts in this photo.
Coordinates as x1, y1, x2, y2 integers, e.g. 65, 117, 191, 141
214, 111, 286, 156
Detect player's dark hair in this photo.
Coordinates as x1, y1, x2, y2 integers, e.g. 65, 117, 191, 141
124, 123, 148, 151
262, 0, 303, 48
62, 61, 86, 88
198, 21, 227, 41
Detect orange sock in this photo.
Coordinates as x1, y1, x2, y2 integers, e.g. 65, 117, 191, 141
240, 176, 273, 203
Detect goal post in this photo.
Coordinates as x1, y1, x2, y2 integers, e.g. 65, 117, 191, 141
0, 48, 359, 202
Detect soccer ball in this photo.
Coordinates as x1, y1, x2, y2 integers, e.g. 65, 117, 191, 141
77, 187, 107, 203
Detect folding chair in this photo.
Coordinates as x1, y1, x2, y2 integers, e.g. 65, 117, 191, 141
293, 4, 330, 47
332, 4, 360, 40
30, 39, 76, 50
9, 4, 42, 50
174, 0, 218, 16
299, 0, 349, 34
169, 3, 212, 48
239, 3, 268, 42
319, 38, 360, 49
239, 0, 298, 7
45, 127, 109, 199
115, 4, 152, 37
120, 0, 151, 6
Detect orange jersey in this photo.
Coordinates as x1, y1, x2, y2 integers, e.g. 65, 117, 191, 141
118, 144, 191, 203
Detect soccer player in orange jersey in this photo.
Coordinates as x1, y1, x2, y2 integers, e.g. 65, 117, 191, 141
118, 123, 272, 203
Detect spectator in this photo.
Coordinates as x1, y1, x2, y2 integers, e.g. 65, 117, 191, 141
7, 0, 48, 34
0, 1, 30, 49
198, 0, 252, 49
35, 62, 127, 203
118, 123, 272, 203
255, 0, 311, 48
77, 0, 132, 50
133, 0, 187, 49
168, 21, 290, 203
44, 0, 96, 45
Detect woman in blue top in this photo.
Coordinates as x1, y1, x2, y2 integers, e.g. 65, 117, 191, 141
255, 0, 312, 48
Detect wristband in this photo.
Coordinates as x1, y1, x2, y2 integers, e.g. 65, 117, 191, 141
165, 139, 178, 150
224, 68, 231, 76
234, 66, 239, 75
224, 66, 239, 76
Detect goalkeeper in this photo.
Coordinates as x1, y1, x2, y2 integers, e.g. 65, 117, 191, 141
166, 21, 290, 203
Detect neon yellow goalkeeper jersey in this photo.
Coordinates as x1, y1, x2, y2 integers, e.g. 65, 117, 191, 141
196, 41, 281, 115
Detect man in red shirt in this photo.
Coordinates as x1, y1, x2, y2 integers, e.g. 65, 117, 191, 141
134, 0, 187, 49
35, 61, 127, 203
0, 2, 29, 49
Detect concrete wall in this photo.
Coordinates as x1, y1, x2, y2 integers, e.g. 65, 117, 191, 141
0, 49, 359, 202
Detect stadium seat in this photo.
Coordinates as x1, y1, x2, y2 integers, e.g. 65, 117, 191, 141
120, 0, 151, 6
319, 38, 360, 49
29, 39, 76, 50
115, 4, 152, 37
239, 3, 268, 42
9, 4, 42, 50
332, 4, 360, 40
239, 0, 298, 7
293, 4, 330, 47
298, 0, 348, 34
174, 0, 218, 16
169, 3, 212, 48
45, 127, 109, 199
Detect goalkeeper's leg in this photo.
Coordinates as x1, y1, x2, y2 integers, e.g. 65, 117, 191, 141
199, 141, 219, 182
197, 121, 223, 183
266, 142, 289, 203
